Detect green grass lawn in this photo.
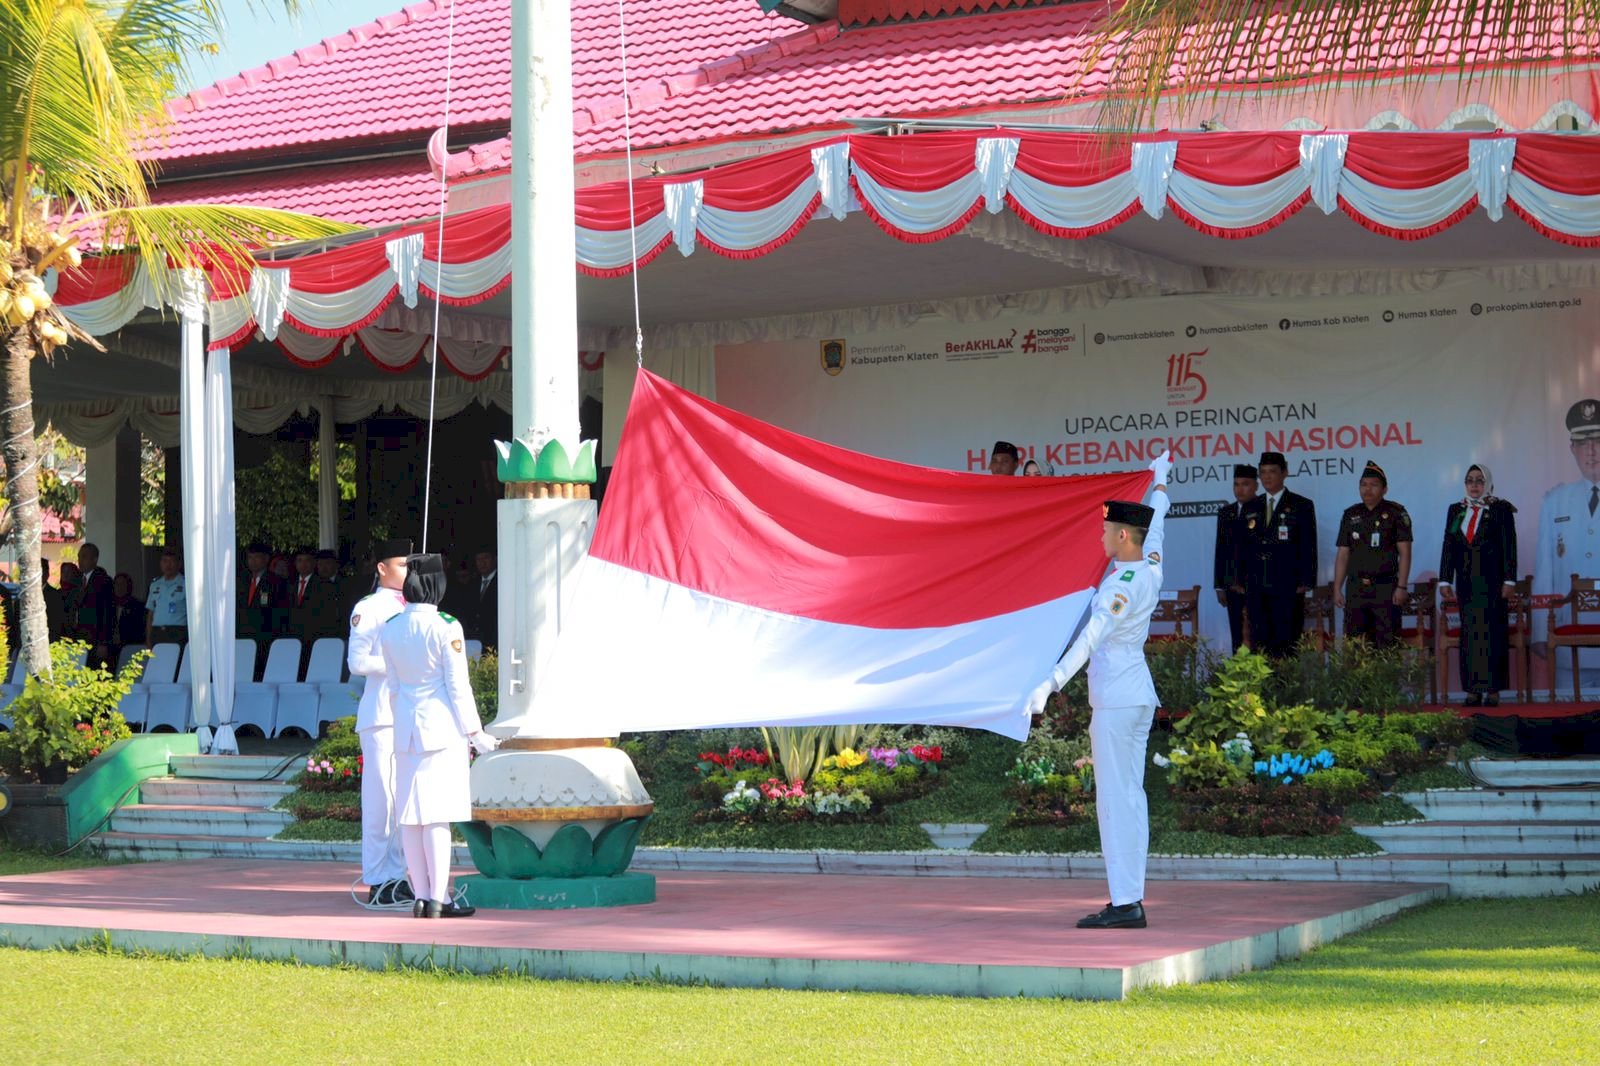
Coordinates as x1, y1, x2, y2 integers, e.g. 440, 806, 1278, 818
0, 842, 112, 877
0, 893, 1593, 1064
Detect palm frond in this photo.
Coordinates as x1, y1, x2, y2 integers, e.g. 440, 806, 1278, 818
1081, 0, 1600, 131
68, 202, 358, 300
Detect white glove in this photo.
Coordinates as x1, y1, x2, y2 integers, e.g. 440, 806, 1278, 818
1148, 448, 1173, 485
1024, 676, 1056, 717
468, 731, 500, 755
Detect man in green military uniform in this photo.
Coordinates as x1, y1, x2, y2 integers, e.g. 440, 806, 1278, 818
1333, 460, 1413, 647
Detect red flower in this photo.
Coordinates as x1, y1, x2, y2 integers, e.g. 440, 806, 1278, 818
76, 723, 91, 732
343, 769, 352, 777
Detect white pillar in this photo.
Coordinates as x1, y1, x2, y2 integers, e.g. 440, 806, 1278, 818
316, 397, 338, 550
84, 426, 141, 581
176, 271, 211, 746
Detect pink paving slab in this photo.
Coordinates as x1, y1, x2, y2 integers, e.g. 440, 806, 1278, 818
0, 860, 1442, 998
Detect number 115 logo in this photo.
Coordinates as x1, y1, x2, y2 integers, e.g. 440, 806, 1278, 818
1166, 349, 1208, 404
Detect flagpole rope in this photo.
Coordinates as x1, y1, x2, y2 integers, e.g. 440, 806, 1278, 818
420, 0, 458, 553
618, 0, 645, 368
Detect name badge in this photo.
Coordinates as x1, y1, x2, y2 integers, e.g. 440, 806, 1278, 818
1370, 532, 1381, 548
1278, 525, 1289, 542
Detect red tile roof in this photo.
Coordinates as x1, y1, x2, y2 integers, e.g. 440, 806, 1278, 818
151, 0, 790, 169
150, 154, 442, 227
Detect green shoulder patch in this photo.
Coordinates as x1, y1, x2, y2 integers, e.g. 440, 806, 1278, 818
1119, 570, 1136, 583
440, 611, 458, 624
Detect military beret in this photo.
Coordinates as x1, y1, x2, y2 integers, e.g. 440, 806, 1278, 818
1233, 464, 1258, 479
1567, 398, 1600, 442
1360, 460, 1387, 485
1258, 451, 1287, 470
992, 440, 1020, 460
1103, 500, 1155, 528
373, 537, 413, 562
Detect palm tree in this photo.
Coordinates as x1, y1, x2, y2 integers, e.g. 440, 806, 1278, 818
1, 0, 354, 678
1085, 0, 1600, 129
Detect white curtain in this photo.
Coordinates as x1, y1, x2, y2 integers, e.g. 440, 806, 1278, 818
205, 346, 239, 754
601, 346, 716, 466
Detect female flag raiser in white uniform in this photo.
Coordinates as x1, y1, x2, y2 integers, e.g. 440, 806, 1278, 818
532, 371, 1154, 741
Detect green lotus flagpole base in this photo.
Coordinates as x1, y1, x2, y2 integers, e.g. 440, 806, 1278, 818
457, 872, 656, 910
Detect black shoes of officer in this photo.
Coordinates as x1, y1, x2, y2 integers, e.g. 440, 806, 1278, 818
413, 899, 477, 919
1076, 901, 1147, 929
368, 878, 414, 906
1484, 693, 1500, 706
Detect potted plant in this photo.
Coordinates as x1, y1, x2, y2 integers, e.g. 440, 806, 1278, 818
0, 641, 142, 784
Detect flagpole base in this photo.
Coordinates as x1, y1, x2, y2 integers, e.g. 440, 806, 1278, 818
456, 872, 656, 910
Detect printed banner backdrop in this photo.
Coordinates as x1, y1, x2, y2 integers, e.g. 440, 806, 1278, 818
716, 277, 1600, 660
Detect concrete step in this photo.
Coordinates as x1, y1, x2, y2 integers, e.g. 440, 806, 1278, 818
107, 804, 293, 838
93, 832, 470, 867
138, 777, 295, 808
1468, 758, 1600, 789
1355, 820, 1600, 854
1400, 789, 1600, 821
170, 754, 302, 781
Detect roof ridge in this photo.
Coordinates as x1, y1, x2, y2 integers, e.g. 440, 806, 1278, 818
433, 18, 843, 179
169, 0, 449, 117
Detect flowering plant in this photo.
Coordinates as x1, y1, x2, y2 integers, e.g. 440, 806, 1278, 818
908, 744, 943, 764
1254, 748, 1336, 786
809, 790, 871, 816
696, 746, 770, 774
720, 779, 762, 814
869, 747, 899, 771
296, 753, 363, 792
829, 747, 868, 771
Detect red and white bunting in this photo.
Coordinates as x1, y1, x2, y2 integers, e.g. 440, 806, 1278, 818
52, 130, 1600, 380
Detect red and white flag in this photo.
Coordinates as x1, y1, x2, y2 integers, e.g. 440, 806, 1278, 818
536, 370, 1152, 740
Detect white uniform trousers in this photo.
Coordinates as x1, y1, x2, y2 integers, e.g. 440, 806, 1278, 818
1089, 703, 1157, 907
358, 725, 407, 885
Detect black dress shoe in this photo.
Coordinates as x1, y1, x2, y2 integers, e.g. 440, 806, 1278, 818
1462, 693, 1483, 707
1484, 693, 1500, 707
1076, 901, 1147, 929
412, 899, 428, 919
390, 879, 415, 903
420, 900, 442, 919
438, 900, 476, 918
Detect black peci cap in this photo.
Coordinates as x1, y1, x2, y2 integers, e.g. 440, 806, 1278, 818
992, 440, 1020, 460
373, 537, 413, 562
1258, 451, 1287, 470
1103, 500, 1155, 528
1234, 464, 1258, 479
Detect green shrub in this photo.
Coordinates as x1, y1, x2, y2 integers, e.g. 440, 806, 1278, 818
0, 641, 142, 781
1176, 647, 1276, 746
468, 650, 498, 725
1156, 739, 1252, 790
1303, 767, 1373, 807
1146, 636, 1218, 713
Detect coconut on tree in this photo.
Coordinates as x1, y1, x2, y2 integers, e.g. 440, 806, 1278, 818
0, 0, 354, 679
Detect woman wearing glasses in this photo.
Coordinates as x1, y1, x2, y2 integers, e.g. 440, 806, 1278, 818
1439, 465, 1518, 706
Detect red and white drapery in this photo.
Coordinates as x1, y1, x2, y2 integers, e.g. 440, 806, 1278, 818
53, 129, 1600, 373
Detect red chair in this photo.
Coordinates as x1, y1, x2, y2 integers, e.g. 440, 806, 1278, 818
1547, 575, 1600, 702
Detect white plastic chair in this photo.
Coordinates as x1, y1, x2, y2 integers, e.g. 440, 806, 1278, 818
138, 643, 182, 687
262, 637, 302, 683
314, 686, 361, 733
465, 639, 483, 662
115, 644, 147, 674
304, 638, 345, 684
116, 689, 150, 731
144, 643, 195, 733
226, 639, 277, 736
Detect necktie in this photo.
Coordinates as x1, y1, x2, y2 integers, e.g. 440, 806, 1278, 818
298, 577, 308, 604
249, 575, 259, 602
1264, 495, 1275, 528
1590, 486, 1598, 518
1465, 504, 1480, 544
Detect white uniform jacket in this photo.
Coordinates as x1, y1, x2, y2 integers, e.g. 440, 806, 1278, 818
1533, 478, 1600, 643
380, 603, 483, 755
347, 586, 407, 731
1061, 491, 1169, 710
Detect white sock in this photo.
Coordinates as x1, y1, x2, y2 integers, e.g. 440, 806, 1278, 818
422, 823, 452, 904
399, 824, 429, 902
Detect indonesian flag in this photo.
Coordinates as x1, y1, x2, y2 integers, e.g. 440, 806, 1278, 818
536, 371, 1152, 740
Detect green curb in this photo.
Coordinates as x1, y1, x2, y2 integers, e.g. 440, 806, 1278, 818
456, 872, 657, 910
